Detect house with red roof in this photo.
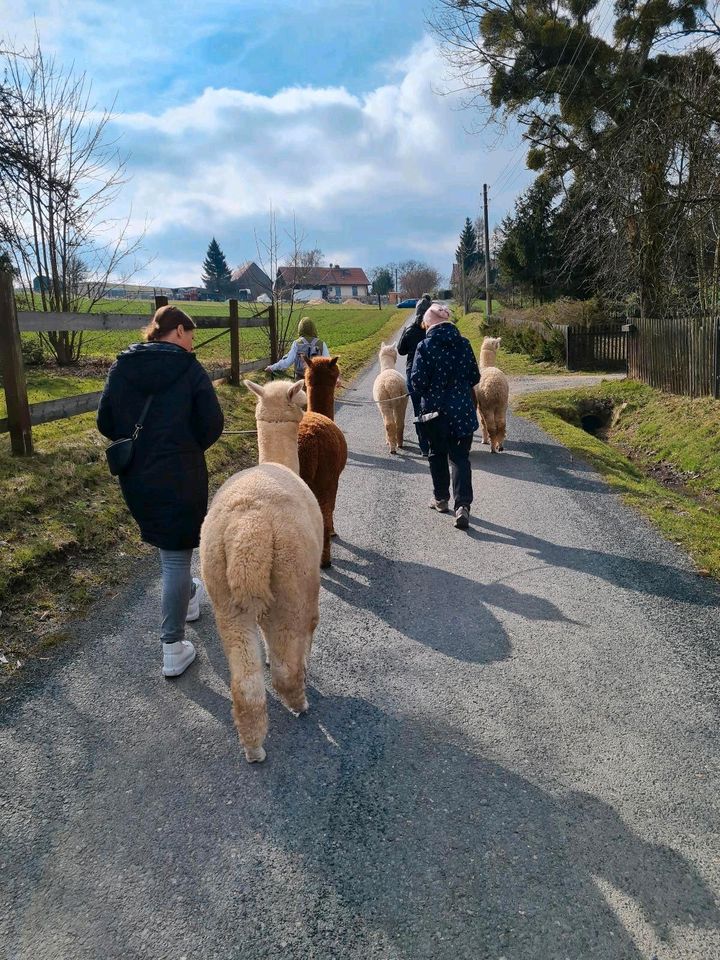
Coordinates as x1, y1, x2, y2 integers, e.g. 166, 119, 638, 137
275, 264, 370, 301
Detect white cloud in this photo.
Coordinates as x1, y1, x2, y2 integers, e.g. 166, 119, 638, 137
82, 34, 533, 283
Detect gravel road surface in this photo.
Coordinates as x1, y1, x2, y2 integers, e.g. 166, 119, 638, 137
2, 354, 719, 960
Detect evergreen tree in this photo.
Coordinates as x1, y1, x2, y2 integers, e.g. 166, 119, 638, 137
202, 238, 232, 300
456, 218, 482, 275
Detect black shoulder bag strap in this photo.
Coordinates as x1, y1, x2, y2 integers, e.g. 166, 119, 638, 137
132, 394, 154, 440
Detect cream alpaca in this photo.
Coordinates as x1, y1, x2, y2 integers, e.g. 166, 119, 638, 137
199, 380, 323, 764
475, 336, 509, 453
372, 341, 409, 454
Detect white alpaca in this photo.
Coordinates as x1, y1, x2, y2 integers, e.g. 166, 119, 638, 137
475, 336, 509, 453
199, 380, 323, 764
372, 341, 409, 454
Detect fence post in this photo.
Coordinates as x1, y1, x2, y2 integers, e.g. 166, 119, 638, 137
268, 301, 279, 363
229, 299, 240, 386
0, 271, 33, 455
715, 317, 720, 400
564, 325, 571, 371
154, 295, 168, 311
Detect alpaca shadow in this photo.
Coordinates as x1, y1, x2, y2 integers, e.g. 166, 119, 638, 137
241, 695, 720, 959
346, 449, 428, 475
467, 518, 720, 607
322, 541, 575, 664
470, 437, 609, 494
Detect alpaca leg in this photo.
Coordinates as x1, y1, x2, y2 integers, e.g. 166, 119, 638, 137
479, 411, 490, 445
320, 501, 333, 568
261, 611, 310, 716
215, 607, 268, 763
484, 410, 498, 451
383, 411, 397, 453
395, 403, 406, 449
497, 415, 507, 452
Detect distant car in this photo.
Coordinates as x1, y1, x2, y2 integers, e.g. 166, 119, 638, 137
397, 298, 418, 308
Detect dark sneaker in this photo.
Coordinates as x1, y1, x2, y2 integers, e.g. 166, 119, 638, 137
454, 506, 470, 530
429, 499, 449, 513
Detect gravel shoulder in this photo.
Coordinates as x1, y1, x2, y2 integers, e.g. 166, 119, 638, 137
2, 358, 719, 960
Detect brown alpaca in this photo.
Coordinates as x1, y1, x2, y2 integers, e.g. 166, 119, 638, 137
298, 355, 348, 568
199, 380, 323, 763
372, 341, 408, 454
474, 336, 509, 453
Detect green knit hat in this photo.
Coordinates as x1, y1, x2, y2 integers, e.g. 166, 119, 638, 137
298, 317, 318, 339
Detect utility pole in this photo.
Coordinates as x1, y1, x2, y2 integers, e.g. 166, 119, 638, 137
483, 183, 492, 318
395, 266, 398, 299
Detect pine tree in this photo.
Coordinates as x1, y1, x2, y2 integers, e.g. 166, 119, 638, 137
456, 218, 481, 274
202, 238, 232, 300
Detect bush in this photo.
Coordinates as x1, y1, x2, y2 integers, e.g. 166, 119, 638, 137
21, 336, 45, 367
479, 313, 566, 365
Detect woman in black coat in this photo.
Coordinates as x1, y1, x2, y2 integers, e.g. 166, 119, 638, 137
397, 293, 432, 454
97, 305, 224, 678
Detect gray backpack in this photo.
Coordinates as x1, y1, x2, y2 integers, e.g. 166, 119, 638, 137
294, 336, 321, 379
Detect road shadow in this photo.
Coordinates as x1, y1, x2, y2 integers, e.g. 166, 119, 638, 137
346, 449, 428, 475
467, 518, 720, 607
176, 692, 720, 959
470, 437, 609, 494
322, 541, 575, 664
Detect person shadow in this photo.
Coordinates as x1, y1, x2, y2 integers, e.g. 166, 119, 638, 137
320, 540, 577, 664
466, 518, 720, 608
174, 687, 720, 960
471, 436, 610, 494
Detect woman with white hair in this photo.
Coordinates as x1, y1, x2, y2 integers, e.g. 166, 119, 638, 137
409, 303, 480, 530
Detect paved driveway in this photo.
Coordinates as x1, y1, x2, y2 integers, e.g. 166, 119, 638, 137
2, 356, 718, 959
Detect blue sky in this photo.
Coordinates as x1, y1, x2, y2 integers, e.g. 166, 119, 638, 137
5, 0, 533, 285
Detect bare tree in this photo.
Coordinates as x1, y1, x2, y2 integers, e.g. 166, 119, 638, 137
398, 260, 441, 299
254, 210, 318, 363
0, 39, 146, 364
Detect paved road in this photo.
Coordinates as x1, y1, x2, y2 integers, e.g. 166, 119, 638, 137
2, 354, 719, 960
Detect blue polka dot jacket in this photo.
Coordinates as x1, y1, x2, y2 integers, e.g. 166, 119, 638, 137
410, 321, 480, 438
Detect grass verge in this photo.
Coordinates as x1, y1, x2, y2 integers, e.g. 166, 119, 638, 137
515, 379, 720, 578
0, 309, 407, 683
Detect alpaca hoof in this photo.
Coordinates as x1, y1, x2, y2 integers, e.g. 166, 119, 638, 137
321, 558, 332, 569
490, 447, 497, 454
390, 448, 397, 455
244, 745, 267, 764
499, 444, 504, 451
482, 439, 489, 445
330, 529, 338, 538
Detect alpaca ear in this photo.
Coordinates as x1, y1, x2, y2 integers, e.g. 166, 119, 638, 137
287, 380, 306, 405
390, 341, 398, 349
244, 380, 264, 399
380, 341, 386, 348
329, 356, 339, 367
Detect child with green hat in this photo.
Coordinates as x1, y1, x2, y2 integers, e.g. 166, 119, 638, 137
265, 316, 330, 380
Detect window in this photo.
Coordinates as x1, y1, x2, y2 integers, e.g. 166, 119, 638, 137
335, 286, 341, 297
352, 285, 358, 297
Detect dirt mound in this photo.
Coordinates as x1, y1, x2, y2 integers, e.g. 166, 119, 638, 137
342, 298, 369, 306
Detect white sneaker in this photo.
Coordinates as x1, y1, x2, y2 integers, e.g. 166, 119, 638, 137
162, 639, 196, 677
186, 577, 203, 622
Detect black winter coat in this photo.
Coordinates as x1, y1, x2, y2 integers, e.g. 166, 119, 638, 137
397, 319, 426, 379
97, 342, 224, 550
410, 322, 480, 438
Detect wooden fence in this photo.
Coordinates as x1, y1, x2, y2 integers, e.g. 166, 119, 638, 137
565, 324, 628, 372
626, 313, 720, 398
0, 275, 276, 455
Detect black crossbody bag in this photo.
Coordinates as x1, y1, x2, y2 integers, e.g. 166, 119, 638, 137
105, 394, 154, 477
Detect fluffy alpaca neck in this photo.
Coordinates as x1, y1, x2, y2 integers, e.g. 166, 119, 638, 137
379, 355, 396, 371
306, 381, 335, 420
256, 420, 300, 474
479, 346, 497, 369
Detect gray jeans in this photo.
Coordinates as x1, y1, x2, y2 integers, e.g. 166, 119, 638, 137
159, 548, 195, 645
